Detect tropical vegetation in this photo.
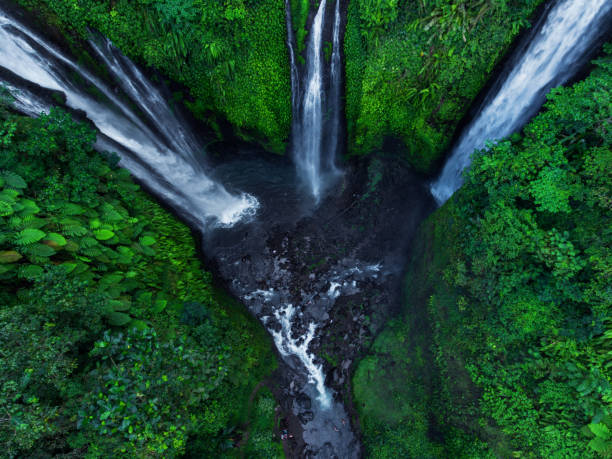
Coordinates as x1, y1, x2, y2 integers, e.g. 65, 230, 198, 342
0, 102, 281, 457
345, 0, 545, 172
354, 44, 612, 458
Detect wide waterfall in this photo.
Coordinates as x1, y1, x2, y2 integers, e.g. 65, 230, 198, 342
0, 9, 258, 227
430, 0, 612, 204
289, 0, 343, 201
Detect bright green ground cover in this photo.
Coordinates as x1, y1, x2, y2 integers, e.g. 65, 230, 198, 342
13, 0, 292, 153
0, 103, 281, 457
354, 45, 612, 457
345, 0, 545, 173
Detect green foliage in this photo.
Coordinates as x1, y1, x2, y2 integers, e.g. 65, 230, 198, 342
242, 389, 285, 458
290, 0, 310, 54
344, 0, 544, 172
15, 0, 292, 153
0, 107, 279, 457
355, 46, 612, 457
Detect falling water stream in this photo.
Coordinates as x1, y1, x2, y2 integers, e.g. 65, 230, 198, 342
289, 0, 343, 201
431, 0, 612, 204
0, 10, 257, 227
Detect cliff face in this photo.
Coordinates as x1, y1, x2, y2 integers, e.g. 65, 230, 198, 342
14, 0, 546, 165
13, 0, 292, 153
343, 0, 545, 173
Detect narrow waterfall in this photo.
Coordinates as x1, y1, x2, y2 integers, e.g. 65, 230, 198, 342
289, 0, 343, 201
326, 0, 342, 174
430, 0, 612, 204
0, 9, 258, 227
296, 0, 327, 201
285, 0, 300, 124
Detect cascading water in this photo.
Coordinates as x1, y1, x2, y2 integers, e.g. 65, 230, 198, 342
431, 0, 612, 204
0, 9, 258, 227
289, 0, 343, 201
326, 0, 342, 174
296, 0, 327, 201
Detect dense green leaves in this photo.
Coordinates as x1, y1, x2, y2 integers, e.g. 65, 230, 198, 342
344, 0, 544, 172
355, 46, 612, 457
16, 0, 291, 152
0, 107, 279, 457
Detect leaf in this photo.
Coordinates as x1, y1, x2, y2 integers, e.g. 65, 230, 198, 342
25, 243, 56, 258
94, 229, 115, 241
152, 299, 167, 313
0, 199, 14, 216
129, 319, 148, 331
0, 250, 22, 263
63, 203, 85, 215
139, 235, 156, 246
588, 437, 612, 454
61, 262, 78, 274
110, 299, 131, 311
15, 228, 46, 245
106, 311, 132, 326
17, 199, 40, 217
1, 171, 27, 189
62, 224, 88, 237
589, 423, 611, 439
43, 233, 67, 247
18, 264, 44, 280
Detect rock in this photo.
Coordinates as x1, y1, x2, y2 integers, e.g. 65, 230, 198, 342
298, 411, 314, 423
295, 393, 312, 410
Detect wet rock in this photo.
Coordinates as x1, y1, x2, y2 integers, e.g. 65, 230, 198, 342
295, 393, 312, 410
298, 411, 314, 423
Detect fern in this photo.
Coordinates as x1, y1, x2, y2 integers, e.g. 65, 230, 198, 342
14, 228, 46, 245
101, 202, 123, 223
81, 247, 103, 257
62, 224, 88, 237
17, 199, 41, 217
79, 236, 99, 249
0, 199, 12, 217
0, 170, 27, 189
24, 243, 56, 262
62, 202, 86, 216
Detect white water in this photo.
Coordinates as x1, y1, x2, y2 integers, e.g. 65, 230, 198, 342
285, 0, 300, 119
326, 0, 342, 175
0, 10, 258, 227
289, 0, 344, 201
431, 0, 612, 204
270, 304, 332, 408
294, 0, 327, 201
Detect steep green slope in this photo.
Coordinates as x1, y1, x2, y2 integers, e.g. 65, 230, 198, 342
345, 0, 544, 173
0, 104, 282, 457
13, 0, 292, 153
354, 46, 612, 457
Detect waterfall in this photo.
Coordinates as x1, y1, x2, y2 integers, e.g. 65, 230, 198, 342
430, 0, 612, 204
285, 0, 300, 123
326, 0, 342, 174
289, 0, 343, 201
0, 9, 258, 227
